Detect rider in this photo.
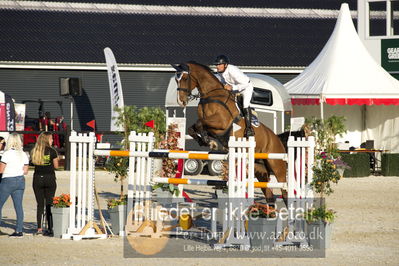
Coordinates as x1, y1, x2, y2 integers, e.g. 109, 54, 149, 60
214, 55, 255, 137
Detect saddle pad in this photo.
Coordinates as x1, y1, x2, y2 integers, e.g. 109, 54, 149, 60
251, 111, 260, 127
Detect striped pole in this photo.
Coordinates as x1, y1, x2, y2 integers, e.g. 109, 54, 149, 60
152, 177, 286, 189
94, 149, 287, 161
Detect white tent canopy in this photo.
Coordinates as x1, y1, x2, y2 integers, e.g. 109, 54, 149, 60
285, 3, 399, 106
284, 3, 399, 152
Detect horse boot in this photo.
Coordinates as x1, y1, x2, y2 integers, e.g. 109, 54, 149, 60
244, 107, 255, 137
188, 126, 207, 146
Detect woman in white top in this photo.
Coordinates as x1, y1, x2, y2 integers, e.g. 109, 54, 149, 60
0, 133, 29, 238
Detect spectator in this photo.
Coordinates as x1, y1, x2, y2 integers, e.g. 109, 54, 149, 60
0, 136, 5, 183
31, 132, 59, 236
0, 133, 29, 238
39, 112, 55, 131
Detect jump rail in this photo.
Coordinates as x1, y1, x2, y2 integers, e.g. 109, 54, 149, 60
65, 131, 315, 248
152, 177, 287, 189
94, 149, 287, 161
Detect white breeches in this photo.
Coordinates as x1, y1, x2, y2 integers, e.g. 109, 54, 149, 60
241, 85, 253, 108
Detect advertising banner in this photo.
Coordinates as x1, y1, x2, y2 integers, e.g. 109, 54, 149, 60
381, 39, 399, 72
0, 103, 5, 131
104, 47, 125, 131
14, 103, 26, 131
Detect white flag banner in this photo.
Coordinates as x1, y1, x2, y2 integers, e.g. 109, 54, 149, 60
104, 47, 125, 131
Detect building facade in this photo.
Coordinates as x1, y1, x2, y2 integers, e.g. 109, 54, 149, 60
0, 0, 357, 131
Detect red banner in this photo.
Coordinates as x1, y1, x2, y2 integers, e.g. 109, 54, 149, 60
0, 103, 5, 131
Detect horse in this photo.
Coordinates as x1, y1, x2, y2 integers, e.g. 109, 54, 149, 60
172, 61, 287, 204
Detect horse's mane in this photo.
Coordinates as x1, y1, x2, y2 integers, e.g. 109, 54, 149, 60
186, 61, 213, 73
186, 61, 222, 85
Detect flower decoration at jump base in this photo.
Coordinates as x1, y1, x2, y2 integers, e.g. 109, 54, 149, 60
106, 195, 127, 209
247, 202, 277, 219
152, 123, 182, 197
305, 206, 336, 224
52, 193, 72, 208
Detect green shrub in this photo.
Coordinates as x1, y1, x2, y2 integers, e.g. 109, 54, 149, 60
341, 153, 371, 177
305, 205, 336, 224
381, 153, 399, 176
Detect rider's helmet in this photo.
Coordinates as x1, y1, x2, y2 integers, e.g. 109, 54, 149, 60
214, 55, 230, 65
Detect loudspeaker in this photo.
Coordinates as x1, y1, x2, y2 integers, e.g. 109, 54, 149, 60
60, 77, 82, 97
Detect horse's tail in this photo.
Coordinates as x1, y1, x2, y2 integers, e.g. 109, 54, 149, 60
277, 129, 306, 152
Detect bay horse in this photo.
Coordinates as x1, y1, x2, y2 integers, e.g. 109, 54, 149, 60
172, 62, 287, 204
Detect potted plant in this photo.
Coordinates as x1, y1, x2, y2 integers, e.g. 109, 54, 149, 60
246, 202, 278, 250
105, 105, 166, 234
51, 193, 72, 238
305, 205, 335, 249
304, 116, 347, 249
107, 195, 127, 236
106, 105, 166, 200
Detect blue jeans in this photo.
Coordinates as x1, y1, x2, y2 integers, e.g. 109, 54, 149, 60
0, 176, 25, 232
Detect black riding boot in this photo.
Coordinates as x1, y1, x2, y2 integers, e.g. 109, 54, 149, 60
244, 107, 255, 137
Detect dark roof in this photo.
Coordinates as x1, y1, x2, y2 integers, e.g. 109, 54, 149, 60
0, 6, 352, 67
31, 0, 358, 10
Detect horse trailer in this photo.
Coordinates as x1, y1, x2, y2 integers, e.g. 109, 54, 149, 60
165, 73, 292, 176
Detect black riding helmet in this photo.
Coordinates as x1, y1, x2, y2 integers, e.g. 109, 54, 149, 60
214, 55, 230, 65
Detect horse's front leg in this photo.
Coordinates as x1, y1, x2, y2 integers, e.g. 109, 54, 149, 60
188, 120, 210, 147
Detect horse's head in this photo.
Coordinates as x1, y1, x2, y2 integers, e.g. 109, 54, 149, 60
171, 63, 197, 107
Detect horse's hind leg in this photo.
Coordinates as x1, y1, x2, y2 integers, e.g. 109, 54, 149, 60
254, 162, 275, 203
267, 159, 288, 207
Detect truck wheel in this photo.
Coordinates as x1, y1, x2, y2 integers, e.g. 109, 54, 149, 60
184, 159, 204, 175
208, 160, 223, 176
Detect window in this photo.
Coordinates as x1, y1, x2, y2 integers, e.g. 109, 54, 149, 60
369, 1, 387, 36
367, 0, 399, 37
392, 1, 399, 35
250, 87, 273, 106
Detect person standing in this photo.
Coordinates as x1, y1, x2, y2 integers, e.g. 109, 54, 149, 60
31, 132, 59, 236
0, 136, 6, 183
0, 133, 29, 238
214, 55, 255, 137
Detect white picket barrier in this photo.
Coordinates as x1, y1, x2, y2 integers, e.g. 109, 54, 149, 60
64, 131, 315, 247
282, 136, 315, 246
63, 132, 106, 240
214, 136, 256, 248
124, 133, 258, 245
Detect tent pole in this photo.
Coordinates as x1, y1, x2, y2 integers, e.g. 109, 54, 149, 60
362, 105, 366, 131
320, 99, 324, 120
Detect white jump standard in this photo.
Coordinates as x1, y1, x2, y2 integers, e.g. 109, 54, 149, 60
65, 130, 315, 248
64, 132, 106, 240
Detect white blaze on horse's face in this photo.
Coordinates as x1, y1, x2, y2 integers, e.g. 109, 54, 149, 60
176, 71, 189, 107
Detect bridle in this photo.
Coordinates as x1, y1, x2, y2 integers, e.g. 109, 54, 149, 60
176, 71, 200, 101
175, 66, 237, 119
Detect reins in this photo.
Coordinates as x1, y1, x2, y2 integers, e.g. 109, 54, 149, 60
176, 64, 239, 120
